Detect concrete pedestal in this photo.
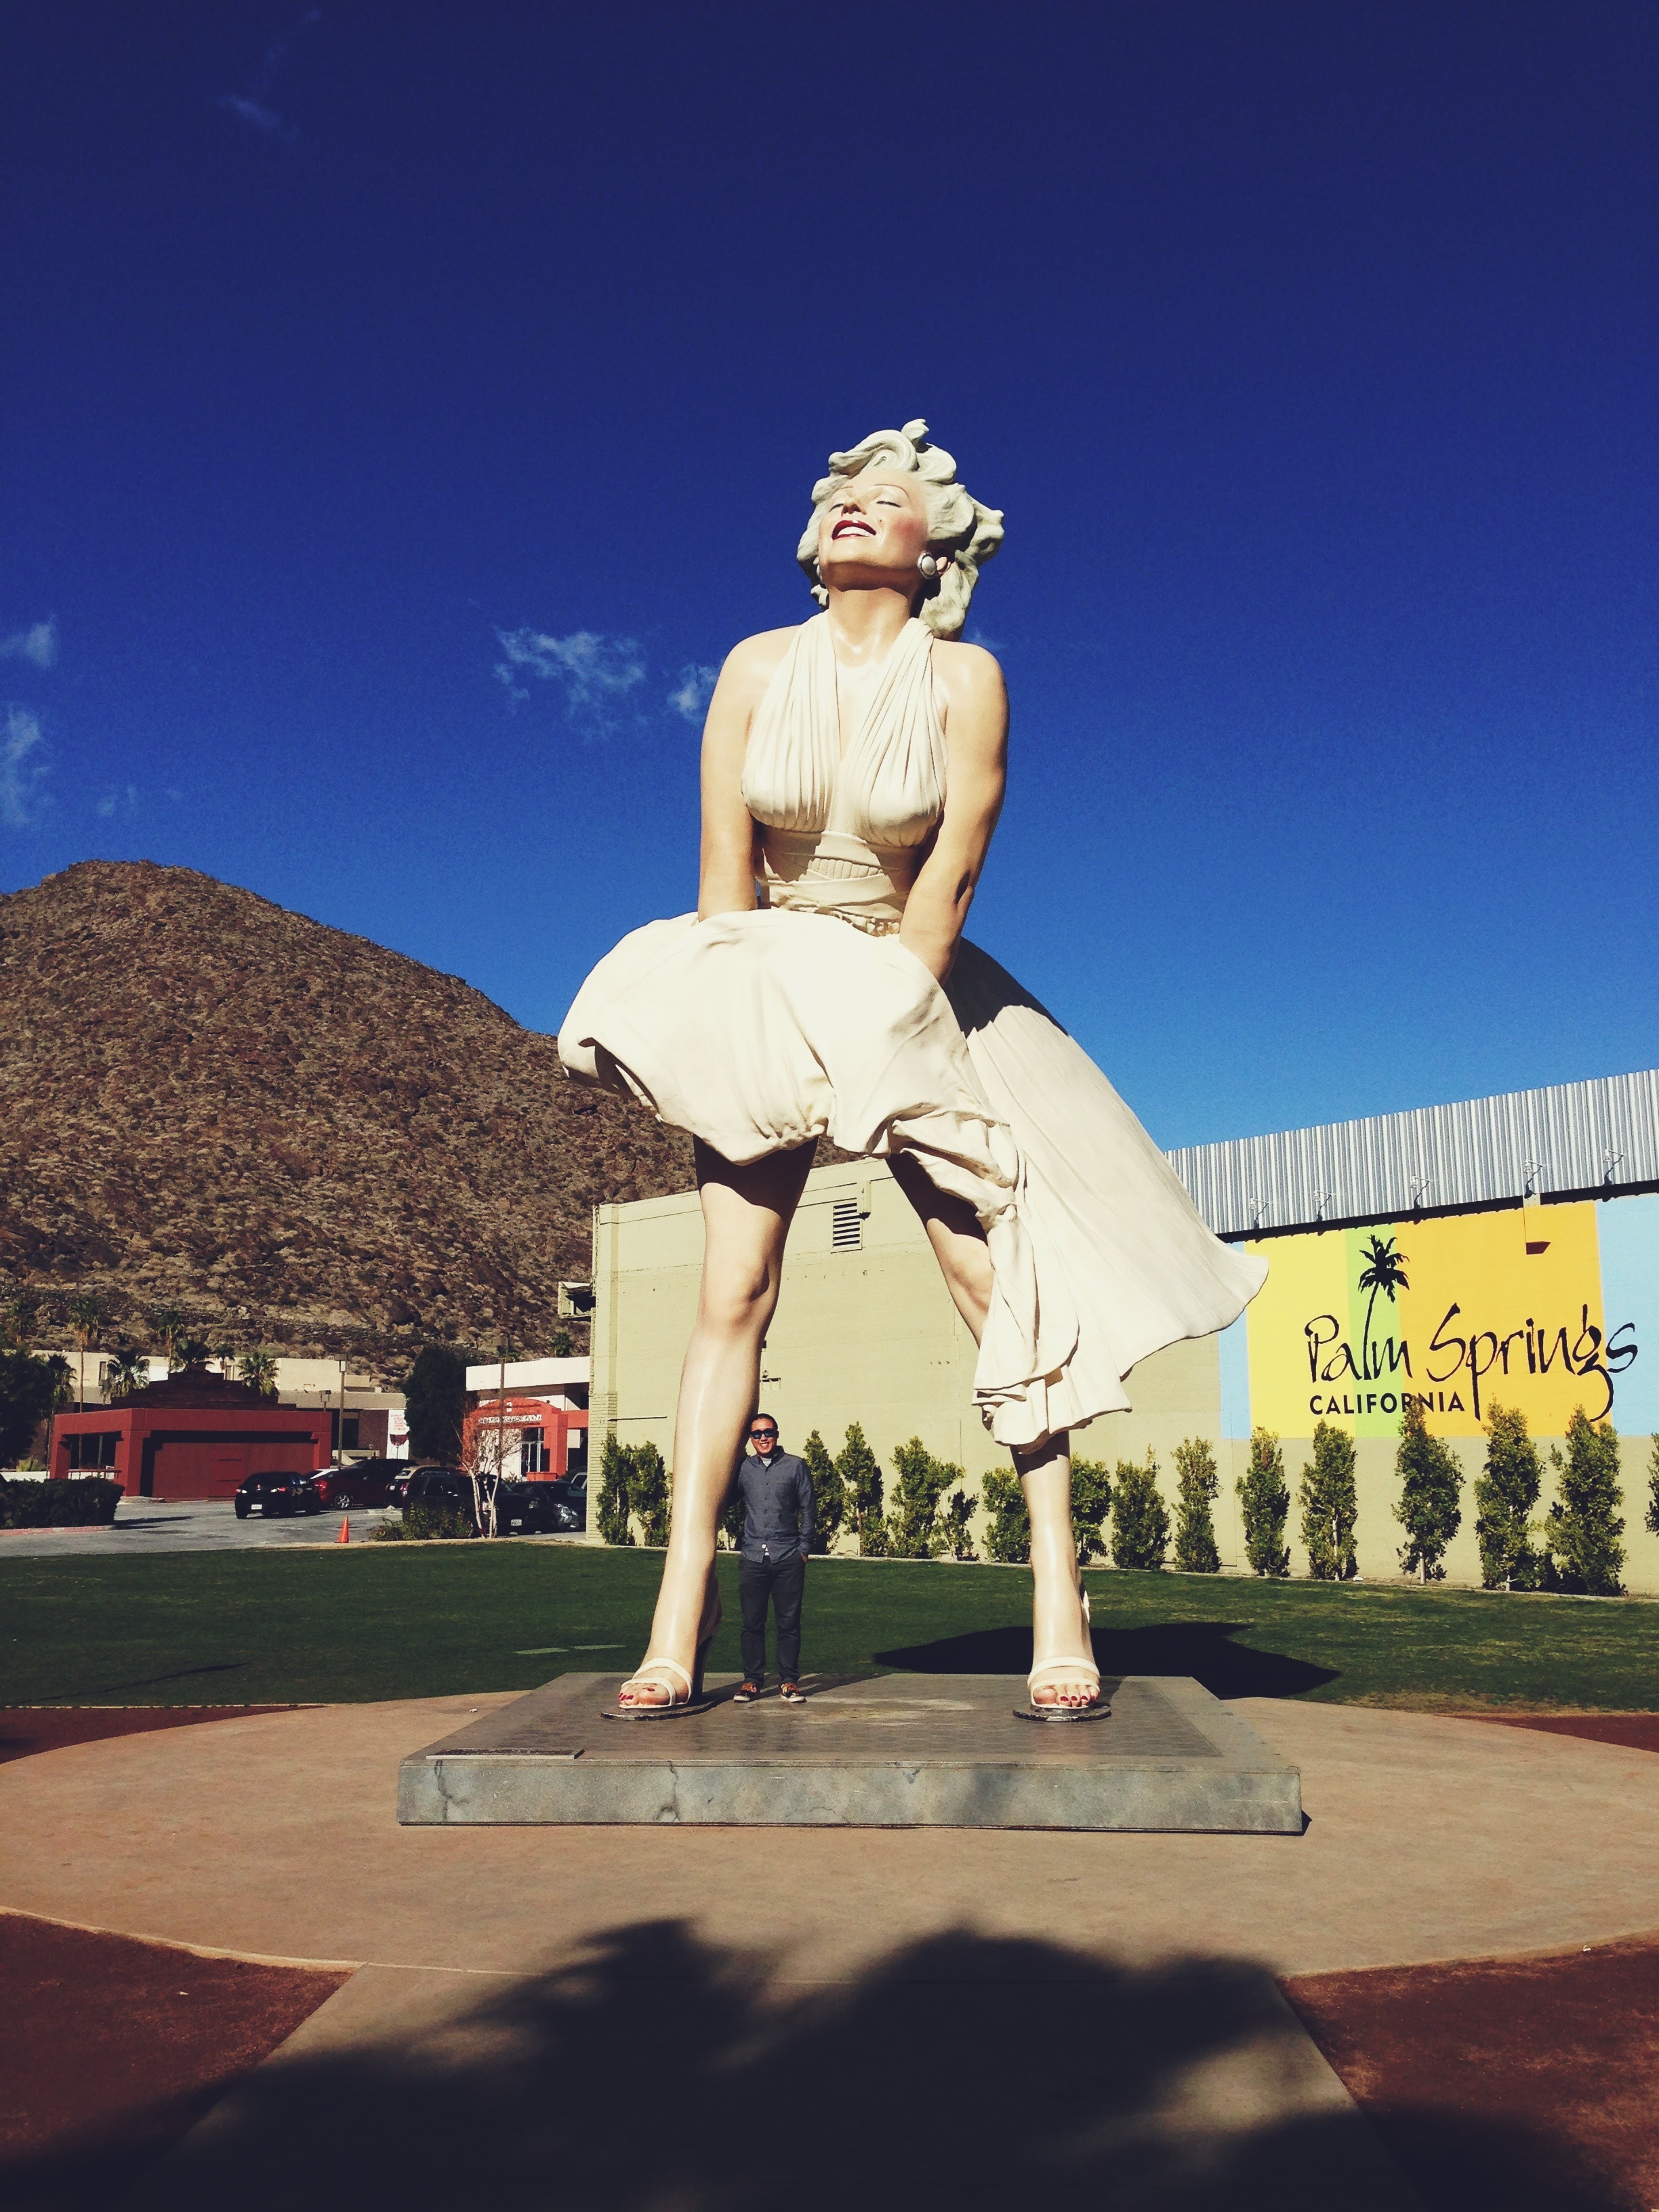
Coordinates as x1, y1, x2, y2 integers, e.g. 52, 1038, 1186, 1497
398, 1673, 1303, 1832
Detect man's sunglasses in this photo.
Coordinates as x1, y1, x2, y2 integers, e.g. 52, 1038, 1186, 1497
750, 1427, 777, 1441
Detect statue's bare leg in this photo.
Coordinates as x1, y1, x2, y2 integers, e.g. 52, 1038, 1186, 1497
888, 1154, 1098, 1708
617, 1137, 816, 1707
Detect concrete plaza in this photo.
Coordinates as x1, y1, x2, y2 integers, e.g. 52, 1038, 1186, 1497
5, 1693, 1658, 2207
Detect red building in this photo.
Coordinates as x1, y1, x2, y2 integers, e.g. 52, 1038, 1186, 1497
461, 1393, 588, 1480
50, 1370, 332, 1501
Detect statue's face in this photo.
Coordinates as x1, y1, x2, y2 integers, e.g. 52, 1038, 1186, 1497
815, 468, 933, 590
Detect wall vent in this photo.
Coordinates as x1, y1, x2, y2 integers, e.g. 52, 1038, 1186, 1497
831, 1198, 862, 1251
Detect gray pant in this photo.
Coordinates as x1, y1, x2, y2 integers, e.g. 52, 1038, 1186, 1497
739, 1551, 804, 1683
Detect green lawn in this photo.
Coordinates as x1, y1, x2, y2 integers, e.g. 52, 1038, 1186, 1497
0, 1546, 1653, 1711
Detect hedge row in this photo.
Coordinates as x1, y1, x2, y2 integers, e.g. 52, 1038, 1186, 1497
0, 1476, 123, 1528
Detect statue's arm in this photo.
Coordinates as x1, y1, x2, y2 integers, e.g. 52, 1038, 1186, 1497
697, 631, 790, 920
900, 643, 1008, 982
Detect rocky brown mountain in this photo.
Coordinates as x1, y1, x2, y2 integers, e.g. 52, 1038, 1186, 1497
0, 861, 695, 1371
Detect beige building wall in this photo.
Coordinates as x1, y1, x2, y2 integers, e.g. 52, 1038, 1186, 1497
593, 1159, 1659, 1591
592, 1158, 1227, 1556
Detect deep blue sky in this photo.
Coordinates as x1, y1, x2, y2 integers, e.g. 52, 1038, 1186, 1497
3, 3, 1654, 1148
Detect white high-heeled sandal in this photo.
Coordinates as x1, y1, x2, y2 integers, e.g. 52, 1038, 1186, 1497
1020, 1586, 1109, 1722
605, 1586, 722, 1719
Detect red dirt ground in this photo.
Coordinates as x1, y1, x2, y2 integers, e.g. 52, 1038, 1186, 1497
1478, 1713, 1659, 1754
0, 1708, 304, 1767
1285, 1936, 1659, 2212
0, 1914, 348, 2212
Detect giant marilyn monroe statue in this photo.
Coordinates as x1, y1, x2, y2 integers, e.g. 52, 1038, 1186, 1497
561, 422, 1266, 1719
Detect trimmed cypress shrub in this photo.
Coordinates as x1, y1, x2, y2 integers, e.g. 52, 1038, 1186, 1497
1110, 1454, 1169, 1571
1393, 1400, 1462, 1580
886, 1436, 960, 1558
1299, 1421, 1357, 1580
1546, 1408, 1625, 1596
403, 1345, 468, 1465
836, 1422, 887, 1556
981, 1467, 1030, 1563
631, 1439, 671, 1547
1474, 1403, 1543, 1589
802, 1428, 844, 1553
718, 1469, 746, 1551
595, 1431, 634, 1547
1172, 1439, 1222, 1574
1070, 1458, 1112, 1565
1645, 1435, 1658, 1540
1237, 1427, 1290, 1577
939, 1486, 979, 1561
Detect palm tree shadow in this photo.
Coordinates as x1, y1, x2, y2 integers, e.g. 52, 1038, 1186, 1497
87, 1916, 1610, 2212
874, 1621, 1338, 1699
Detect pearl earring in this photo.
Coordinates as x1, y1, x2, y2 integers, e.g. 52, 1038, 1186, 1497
918, 554, 945, 577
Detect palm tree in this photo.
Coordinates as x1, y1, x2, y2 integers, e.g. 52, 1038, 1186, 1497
67, 1291, 104, 1412
211, 1336, 239, 1380
237, 1347, 279, 1401
4, 1291, 41, 1351
1357, 1235, 1410, 1382
148, 1307, 188, 1373
104, 1344, 150, 1401
41, 1352, 73, 1473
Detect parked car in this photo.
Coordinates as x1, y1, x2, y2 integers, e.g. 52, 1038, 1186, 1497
386, 1464, 446, 1510
386, 1466, 586, 1535
310, 1458, 401, 1511
495, 1476, 588, 1535
234, 1471, 325, 1519
395, 1467, 481, 1530
495, 1479, 556, 1535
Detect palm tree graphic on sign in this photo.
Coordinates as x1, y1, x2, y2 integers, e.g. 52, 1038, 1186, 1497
1357, 1234, 1409, 1382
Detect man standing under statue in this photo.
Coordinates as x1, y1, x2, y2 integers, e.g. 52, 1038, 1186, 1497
733, 1415, 813, 1704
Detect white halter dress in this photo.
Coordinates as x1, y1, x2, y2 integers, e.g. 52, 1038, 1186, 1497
560, 615, 1265, 1450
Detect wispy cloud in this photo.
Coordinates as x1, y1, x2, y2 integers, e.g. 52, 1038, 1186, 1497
218, 7, 319, 142
96, 783, 139, 821
218, 96, 295, 139
668, 664, 718, 724
495, 628, 648, 736
1, 707, 49, 828
1, 619, 58, 670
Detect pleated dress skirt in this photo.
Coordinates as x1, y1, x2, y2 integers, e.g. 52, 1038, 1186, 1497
559, 905, 1265, 1453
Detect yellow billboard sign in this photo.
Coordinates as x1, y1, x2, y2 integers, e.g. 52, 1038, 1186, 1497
1245, 1202, 1637, 1438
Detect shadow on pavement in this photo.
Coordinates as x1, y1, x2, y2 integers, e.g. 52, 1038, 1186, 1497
73, 1919, 1618, 2212
0, 1707, 295, 1766
876, 1620, 1338, 1699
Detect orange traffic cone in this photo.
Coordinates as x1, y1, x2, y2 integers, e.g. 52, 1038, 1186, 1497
336, 1515, 350, 1544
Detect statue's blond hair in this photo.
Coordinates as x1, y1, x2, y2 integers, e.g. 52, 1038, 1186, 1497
796, 419, 1004, 639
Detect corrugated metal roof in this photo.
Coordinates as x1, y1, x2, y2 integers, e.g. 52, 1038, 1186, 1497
1168, 1069, 1659, 1240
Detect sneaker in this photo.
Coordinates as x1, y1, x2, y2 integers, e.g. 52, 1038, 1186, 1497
780, 1681, 806, 1704
733, 1681, 762, 1704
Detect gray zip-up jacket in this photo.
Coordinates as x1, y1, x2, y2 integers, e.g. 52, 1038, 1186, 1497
737, 1449, 813, 1561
